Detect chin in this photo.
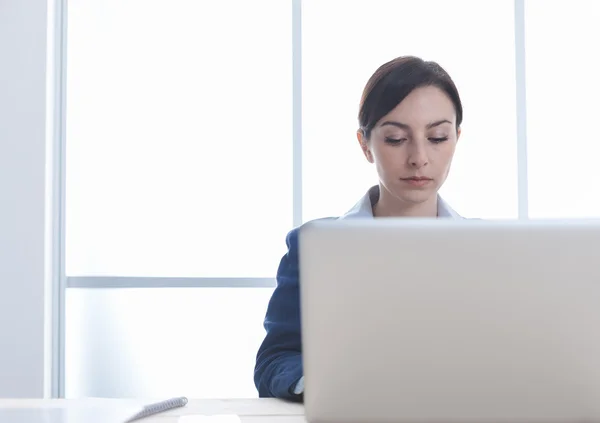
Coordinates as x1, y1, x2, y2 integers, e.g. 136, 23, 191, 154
393, 189, 436, 205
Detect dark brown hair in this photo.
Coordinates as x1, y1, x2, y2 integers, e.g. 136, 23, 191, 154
358, 56, 463, 139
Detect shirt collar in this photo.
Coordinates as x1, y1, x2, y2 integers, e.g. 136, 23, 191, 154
340, 185, 461, 219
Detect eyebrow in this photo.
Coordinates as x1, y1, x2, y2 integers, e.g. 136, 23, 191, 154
379, 119, 452, 130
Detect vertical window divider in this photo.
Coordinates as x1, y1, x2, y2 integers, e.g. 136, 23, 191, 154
514, 0, 529, 219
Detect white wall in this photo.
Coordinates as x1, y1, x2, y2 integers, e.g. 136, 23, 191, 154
0, 0, 52, 397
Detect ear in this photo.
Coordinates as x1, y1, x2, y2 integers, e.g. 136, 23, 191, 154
357, 129, 374, 163
456, 127, 462, 143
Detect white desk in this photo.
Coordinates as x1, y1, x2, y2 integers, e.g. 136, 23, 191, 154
0, 398, 306, 422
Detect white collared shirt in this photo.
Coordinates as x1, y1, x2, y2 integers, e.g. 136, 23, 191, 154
340, 185, 462, 219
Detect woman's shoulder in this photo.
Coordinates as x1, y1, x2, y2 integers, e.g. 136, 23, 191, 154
284, 217, 338, 248
276, 218, 339, 283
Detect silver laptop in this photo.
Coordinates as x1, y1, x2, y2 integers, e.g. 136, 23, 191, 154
299, 218, 600, 423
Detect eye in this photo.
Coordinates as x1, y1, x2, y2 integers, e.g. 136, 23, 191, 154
429, 137, 448, 144
385, 137, 407, 145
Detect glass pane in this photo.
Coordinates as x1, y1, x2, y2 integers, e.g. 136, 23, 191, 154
65, 288, 273, 398
65, 0, 292, 277
302, 0, 518, 221
525, 0, 600, 218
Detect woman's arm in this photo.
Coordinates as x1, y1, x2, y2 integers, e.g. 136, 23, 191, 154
254, 227, 304, 401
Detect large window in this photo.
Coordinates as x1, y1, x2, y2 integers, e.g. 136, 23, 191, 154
65, 0, 292, 278
60, 0, 600, 398
65, 0, 290, 398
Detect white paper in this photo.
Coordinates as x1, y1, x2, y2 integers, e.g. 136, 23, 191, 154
179, 415, 242, 423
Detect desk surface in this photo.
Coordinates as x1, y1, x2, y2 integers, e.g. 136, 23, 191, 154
0, 398, 306, 422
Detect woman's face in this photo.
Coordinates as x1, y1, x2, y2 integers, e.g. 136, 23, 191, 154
358, 85, 460, 206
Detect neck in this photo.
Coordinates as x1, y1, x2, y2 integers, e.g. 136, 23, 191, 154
373, 184, 438, 218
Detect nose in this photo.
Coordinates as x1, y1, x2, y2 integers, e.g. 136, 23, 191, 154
407, 141, 428, 168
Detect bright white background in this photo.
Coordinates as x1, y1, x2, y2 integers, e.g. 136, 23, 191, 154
65, 0, 292, 278
59, 0, 600, 399
525, 0, 600, 218
65, 288, 273, 398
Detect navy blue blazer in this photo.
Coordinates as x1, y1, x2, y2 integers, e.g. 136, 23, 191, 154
253, 225, 306, 401
253, 185, 461, 401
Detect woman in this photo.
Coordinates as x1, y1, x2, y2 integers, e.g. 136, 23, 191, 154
254, 55, 464, 401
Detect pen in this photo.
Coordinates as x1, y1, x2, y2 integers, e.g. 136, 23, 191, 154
125, 396, 188, 422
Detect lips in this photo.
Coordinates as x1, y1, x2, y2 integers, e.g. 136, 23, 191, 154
400, 177, 433, 187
